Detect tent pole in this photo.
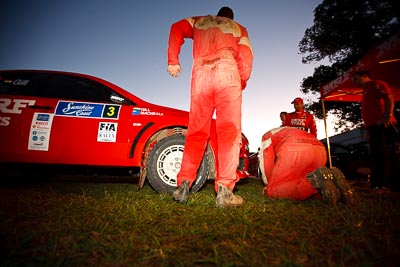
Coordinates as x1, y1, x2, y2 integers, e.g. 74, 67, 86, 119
322, 99, 332, 168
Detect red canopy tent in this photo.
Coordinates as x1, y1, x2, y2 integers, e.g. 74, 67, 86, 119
319, 31, 400, 166
320, 31, 400, 102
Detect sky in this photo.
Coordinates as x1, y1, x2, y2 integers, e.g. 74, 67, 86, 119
0, 0, 332, 152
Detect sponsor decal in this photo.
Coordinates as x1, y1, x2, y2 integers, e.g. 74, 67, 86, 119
12, 79, 30, 86
97, 122, 117, 142
0, 98, 36, 126
55, 101, 120, 119
56, 101, 101, 117
0, 117, 10, 126
132, 107, 141, 115
290, 118, 306, 127
1, 79, 30, 86
28, 113, 54, 151
0, 98, 36, 114
37, 114, 50, 121
110, 95, 125, 102
132, 107, 164, 116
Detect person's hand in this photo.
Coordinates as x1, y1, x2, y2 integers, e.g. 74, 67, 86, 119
167, 64, 182, 78
378, 114, 393, 128
384, 117, 393, 128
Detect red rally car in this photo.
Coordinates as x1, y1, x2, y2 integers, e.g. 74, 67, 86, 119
0, 70, 250, 193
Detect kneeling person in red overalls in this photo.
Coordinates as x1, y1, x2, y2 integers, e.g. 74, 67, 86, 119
259, 127, 355, 207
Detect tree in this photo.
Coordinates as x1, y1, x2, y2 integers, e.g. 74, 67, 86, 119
299, 0, 400, 132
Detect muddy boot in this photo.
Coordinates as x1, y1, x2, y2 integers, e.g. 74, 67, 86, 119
172, 180, 190, 204
330, 167, 356, 208
216, 183, 243, 207
307, 167, 340, 206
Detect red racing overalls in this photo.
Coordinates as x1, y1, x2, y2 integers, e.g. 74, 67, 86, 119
168, 15, 253, 191
284, 111, 317, 137
259, 127, 327, 200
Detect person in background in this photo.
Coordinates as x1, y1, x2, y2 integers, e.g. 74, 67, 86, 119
167, 6, 253, 207
284, 97, 317, 137
352, 70, 399, 191
259, 127, 355, 207
279, 111, 287, 126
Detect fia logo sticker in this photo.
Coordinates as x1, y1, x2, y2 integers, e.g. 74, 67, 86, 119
97, 122, 118, 142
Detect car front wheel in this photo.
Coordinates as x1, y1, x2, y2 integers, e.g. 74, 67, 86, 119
146, 134, 209, 194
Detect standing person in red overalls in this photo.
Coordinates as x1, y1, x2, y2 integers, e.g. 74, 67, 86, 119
352, 70, 399, 191
284, 97, 317, 137
259, 127, 355, 207
167, 7, 253, 207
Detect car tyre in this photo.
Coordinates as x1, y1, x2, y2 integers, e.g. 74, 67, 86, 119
146, 134, 209, 194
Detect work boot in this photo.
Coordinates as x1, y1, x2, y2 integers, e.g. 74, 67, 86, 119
330, 167, 356, 208
307, 166, 340, 206
172, 180, 190, 204
216, 183, 243, 208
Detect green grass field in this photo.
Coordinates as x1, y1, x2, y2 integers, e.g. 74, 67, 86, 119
0, 175, 399, 266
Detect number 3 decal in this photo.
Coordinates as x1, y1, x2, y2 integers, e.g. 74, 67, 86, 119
107, 106, 115, 117
102, 105, 120, 119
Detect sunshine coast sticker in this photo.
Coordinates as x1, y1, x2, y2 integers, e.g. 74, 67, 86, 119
55, 101, 120, 119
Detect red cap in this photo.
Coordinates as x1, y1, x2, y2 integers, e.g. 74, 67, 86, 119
291, 97, 303, 104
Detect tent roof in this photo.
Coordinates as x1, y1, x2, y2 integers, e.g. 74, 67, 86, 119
320, 31, 400, 102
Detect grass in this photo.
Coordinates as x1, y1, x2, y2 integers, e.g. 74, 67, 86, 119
0, 174, 399, 267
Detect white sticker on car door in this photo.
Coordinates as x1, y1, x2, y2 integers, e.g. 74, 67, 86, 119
28, 113, 54, 151
97, 122, 118, 142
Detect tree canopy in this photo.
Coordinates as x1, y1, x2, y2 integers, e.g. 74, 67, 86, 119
299, 0, 400, 132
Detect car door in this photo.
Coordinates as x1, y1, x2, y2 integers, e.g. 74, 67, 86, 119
0, 72, 53, 163
38, 73, 135, 166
